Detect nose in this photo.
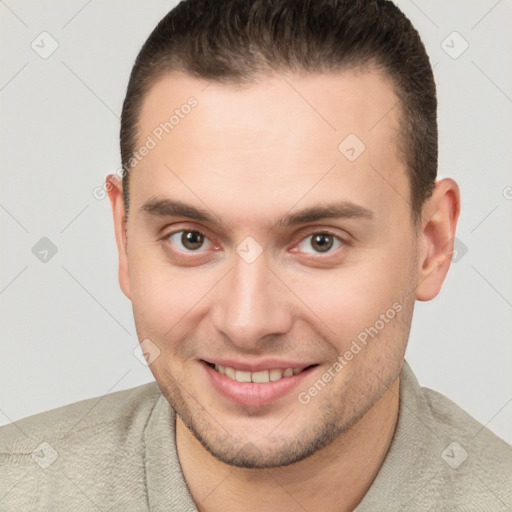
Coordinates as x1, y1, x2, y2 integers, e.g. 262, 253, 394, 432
210, 252, 294, 350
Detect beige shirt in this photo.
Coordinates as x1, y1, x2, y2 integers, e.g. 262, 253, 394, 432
1, 361, 511, 511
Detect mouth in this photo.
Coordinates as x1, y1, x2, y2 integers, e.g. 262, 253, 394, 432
201, 359, 319, 407
203, 360, 316, 383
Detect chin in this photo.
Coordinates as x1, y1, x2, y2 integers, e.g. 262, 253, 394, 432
179, 406, 348, 469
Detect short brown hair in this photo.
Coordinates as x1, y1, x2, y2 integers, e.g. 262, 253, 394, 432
120, 0, 437, 221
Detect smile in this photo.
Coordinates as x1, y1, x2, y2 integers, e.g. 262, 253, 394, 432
208, 362, 307, 383
201, 360, 319, 407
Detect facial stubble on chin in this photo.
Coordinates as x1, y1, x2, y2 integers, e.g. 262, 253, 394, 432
154, 346, 407, 470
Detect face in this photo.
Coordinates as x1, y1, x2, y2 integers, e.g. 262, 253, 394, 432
111, 69, 424, 468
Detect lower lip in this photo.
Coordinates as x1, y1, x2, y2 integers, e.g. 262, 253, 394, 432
201, 361, 316, 408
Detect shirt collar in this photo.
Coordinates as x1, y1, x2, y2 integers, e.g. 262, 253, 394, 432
354, 360, 447, 510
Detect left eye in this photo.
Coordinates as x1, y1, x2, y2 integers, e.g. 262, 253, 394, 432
296, 233, 343, 254
168, 230, 211, 252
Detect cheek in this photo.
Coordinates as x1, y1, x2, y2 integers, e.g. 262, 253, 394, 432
127, 248, 216, 340
290, 248, 414, 345
126, 242, 173, 330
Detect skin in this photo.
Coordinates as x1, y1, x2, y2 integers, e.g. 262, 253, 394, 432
107, 68, 460, 511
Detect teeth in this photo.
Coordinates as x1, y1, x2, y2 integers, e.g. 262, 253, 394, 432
269, 369, 283, 381
235, 370, 251, 383
251, 370, 269, 383
213, 364, 306, 383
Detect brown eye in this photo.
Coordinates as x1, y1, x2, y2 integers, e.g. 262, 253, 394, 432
296, 232, 342, 254
169, 230, 210, 251
311, 234, 334, 252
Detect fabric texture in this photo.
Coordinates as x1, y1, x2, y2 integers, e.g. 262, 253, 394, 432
1, 361, 511, 511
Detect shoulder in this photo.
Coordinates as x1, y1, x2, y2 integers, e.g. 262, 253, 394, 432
423, 385, 512, 481
358, 363, 512, 511
0, 381, 161, 449
0, 382, 162, 509
412, 370, 512, 509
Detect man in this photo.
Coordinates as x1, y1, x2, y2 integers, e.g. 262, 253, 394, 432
1, 0, 511, 510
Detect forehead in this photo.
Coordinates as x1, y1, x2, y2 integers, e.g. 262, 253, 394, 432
130, 69, 409, 229
138, 68, 401, 150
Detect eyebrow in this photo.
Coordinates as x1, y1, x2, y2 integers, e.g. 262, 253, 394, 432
140, 197, 374, 227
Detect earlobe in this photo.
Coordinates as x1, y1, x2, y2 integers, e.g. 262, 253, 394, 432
106, 175, 132, 300
415, 178, 460, 302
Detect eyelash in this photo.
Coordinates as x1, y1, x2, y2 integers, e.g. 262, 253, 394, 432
294, 231, 344, 255
163, 228, 346, 256
166, 229, 214, 253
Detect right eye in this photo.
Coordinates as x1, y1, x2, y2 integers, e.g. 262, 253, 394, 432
167, 230, 212, 252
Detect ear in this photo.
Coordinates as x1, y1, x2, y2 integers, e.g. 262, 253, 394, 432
106, 175, 132, 300
415, 178, 461, 301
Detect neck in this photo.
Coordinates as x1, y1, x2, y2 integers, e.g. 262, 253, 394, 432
176, 377, 399, 512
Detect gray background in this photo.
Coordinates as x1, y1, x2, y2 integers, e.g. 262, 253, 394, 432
1, 0, 511, 445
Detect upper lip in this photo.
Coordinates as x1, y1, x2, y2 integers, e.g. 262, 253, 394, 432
202, 358, 317, 372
